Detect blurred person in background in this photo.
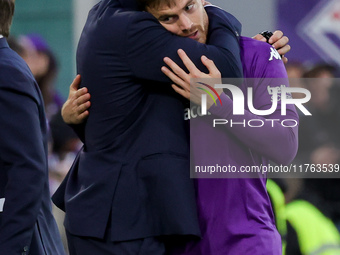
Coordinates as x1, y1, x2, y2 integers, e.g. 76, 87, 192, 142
286, 61, 307, 100
49, 110, 82, 254
0, 0, 65, 254
299, 64, 340, 157
49, 110, 82, 194
267, 179, 340, 255
286, 62, 306, 80
7, 35, 24, 55
18, 33, 64, 120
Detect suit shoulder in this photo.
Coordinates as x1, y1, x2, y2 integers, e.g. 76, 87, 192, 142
91, 7, 161, 45
123, 11, 171, 46
0, 49, 36, 91
0, 48, 32, 73
205, 6, 242, 37
206, 7, 240, 25
102, 6, 160, 28
125, 10, 162, 29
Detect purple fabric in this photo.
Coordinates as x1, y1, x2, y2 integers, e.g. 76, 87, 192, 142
171, 37, 299, 254
26, 34, 50, 52
277, 0, 321, 64
277, 0, 336, 65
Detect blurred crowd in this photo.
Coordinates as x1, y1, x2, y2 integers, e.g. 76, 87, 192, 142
285, 61, 340, 226
271, 62, 340, 254
7, 33, 340, 254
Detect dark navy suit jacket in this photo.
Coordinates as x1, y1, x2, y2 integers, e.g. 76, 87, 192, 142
0, 38, 65, 254
53, 0, 243, 242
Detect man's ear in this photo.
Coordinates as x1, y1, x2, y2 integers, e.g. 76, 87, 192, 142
201, 0, 211, 6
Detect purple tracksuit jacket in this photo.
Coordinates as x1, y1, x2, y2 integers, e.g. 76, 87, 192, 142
172, 37, 299, 255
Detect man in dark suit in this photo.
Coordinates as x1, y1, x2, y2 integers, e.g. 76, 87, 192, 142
0, 1, 65, 254
53, 0, 243, 253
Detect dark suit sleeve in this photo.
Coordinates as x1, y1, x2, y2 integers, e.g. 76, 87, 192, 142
126, 6, 243, 81
0, 71, 46, 253
68, 123, 85, 143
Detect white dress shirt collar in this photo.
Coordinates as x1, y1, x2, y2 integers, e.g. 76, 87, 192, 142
0, 35, 3, 39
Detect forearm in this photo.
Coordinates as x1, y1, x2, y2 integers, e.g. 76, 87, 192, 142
128, 11, 243, 81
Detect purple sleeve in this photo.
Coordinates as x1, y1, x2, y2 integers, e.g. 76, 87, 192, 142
209, 43, 299, 165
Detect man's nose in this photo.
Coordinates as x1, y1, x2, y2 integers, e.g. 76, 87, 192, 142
179, 14, 193, 31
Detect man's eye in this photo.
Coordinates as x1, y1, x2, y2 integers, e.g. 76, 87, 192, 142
159, 16, 175, 23
185, 3, 195, 11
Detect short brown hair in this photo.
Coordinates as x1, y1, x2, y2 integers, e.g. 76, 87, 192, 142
0, 0, 15, 37
137, 0, 177, 10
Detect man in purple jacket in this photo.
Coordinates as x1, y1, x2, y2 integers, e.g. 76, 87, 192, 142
162, 36, 298, 254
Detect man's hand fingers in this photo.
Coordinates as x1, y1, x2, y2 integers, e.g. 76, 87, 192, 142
177, 49, 200, 77
73, 87, 88, 101
69, 110, 89, 125
75, 91, 91, 106
276, 43, 291, 56
171, 84, 189, 100
201, 56, 221, 77
272, 35, 289, 51
163, 56, 188, 82
282, 55, 288, 64
76, 100, 91, 114
62, 74, 90, 124
253, 33, 267, 42
77, 111, 90, 122
268, 30, 283, 44
70, 75, 81, 93
161, 66, 189, 90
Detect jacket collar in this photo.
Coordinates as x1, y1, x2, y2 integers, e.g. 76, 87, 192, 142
0, 37, 9, 49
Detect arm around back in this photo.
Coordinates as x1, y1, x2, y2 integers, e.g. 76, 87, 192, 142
126, 8, 243, 81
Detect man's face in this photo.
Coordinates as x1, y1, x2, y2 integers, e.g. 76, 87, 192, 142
147, 0, 209, 44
